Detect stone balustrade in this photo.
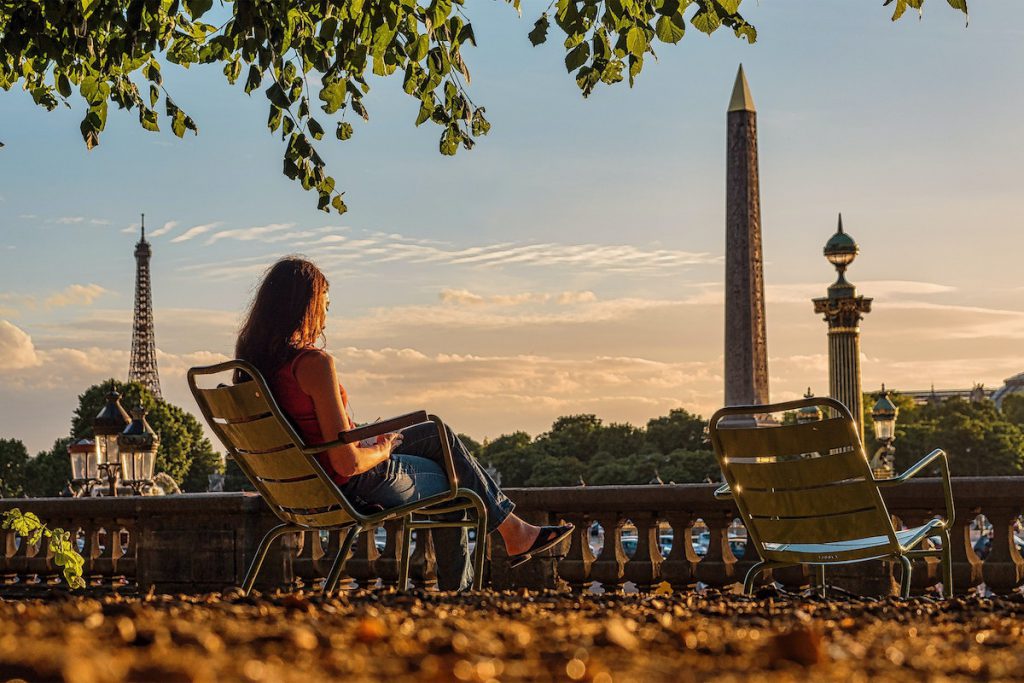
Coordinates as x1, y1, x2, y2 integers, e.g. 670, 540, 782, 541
2, 478, 1022, 596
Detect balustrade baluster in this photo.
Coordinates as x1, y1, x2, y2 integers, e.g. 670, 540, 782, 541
2, 528, 17, 585
558, 514, 594, 593
590, 514, 627, 593
660, 513, 699, 592
377, 519, 404, 587
408, 528, 438, 589
623, 513, 662, 592
695, 511, 738, 590
981, 510, 1024, 595
950, 512, 983, 595
346, 524, 380, 589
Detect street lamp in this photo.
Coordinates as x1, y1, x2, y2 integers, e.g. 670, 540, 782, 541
117, 405, 160, 495
871, 384, 899, 478
67, 438, 100, 497
796, 388, 822, 424
93, 389, 130, 496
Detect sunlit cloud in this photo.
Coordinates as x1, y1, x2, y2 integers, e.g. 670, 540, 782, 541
438, 288, 597, 307
183, 230, 721, 280
204, 222, 297, 245
148, 220, 179, 238
51, 216, 110, 226
170, 222, 223, 243
43, 284, 108, 309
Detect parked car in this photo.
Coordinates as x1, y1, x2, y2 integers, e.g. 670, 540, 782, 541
973, 534, 1024, 561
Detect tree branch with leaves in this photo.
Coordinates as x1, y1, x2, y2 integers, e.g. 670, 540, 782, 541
0, 0, 967, 214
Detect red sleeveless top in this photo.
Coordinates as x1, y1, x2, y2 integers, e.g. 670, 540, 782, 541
271, 349, 354, 486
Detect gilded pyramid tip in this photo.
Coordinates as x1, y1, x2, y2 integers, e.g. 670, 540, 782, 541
728, 64, 755, 113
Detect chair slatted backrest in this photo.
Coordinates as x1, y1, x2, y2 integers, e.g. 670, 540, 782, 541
710, 398, 899, 558
188, 360, 357, 530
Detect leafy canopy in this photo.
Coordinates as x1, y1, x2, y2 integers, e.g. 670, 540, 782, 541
0, 1, 966, 214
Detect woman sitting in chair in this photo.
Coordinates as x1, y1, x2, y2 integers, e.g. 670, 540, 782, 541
235, 256, 572, 591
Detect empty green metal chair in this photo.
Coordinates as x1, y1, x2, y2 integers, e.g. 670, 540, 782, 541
188, 359, 488, 595
709, 397, 954, 598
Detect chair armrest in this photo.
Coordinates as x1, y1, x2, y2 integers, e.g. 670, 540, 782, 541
714, 483, 733, 500
307, 410, 428, 452
875, 448, 955, 528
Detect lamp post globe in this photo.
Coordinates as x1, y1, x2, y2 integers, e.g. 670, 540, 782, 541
93, 389, 130, 496
870, 385, 899, 478
796, 388, 822, 424
117, 405, 160, 494
66, 438, 99, 496
872, 387, 899, 442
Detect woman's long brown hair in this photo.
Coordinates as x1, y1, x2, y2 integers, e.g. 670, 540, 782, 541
234, 257, 329, 383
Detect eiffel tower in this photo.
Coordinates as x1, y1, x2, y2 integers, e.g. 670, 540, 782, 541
128, 213, 162, 399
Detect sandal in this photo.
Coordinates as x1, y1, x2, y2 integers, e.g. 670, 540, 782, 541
508, 524, 575, 568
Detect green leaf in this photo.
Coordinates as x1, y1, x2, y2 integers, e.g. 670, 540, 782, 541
140, 107, 160, 132
224, 59, 243, 85
428, 0, 453, 33
655, 14, 686, 43
56, 73, 72, 99
244, 65, 262, 94
411, 34, 430, 62
529, 15, 550, 46
564, 42, 590, 72
625, 26, 647, 56
319, 81, 345, 114
307, 118, 325, 140
691, 7, 722, 34
336, 122, 354, 140
81, 0, 100, 18
331, 195, 348, 214
185, 0, 214, 19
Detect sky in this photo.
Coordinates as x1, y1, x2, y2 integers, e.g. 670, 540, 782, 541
2, 1, 1023, 456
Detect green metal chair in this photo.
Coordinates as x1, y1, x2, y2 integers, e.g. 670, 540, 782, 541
187, 359, 488, 595
709, 397, 954, 598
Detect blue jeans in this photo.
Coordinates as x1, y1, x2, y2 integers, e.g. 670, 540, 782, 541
341, 421, 515, 591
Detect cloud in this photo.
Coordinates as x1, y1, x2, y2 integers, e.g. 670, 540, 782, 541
43, 284, 107, 309
0, 320, 41, 370
121, 223, 140, 234
49, 217, 111, 226
184, 230, 721, 281
204, 222, 298, 245
170, 222, 223, 243
148, 221, 179, 238
438, 288, 598, 307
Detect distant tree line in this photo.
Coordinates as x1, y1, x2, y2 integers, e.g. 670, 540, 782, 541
465, 409, 719, 488
863, 393, 1024, 477
4, 389, 1024, 497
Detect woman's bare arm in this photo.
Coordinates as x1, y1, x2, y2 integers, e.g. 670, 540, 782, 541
294, 349, 394, 477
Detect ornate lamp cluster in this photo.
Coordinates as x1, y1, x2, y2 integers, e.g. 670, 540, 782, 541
67, 389, 159, 496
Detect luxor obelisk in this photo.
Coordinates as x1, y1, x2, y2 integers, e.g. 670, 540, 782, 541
724, 65, 770, 410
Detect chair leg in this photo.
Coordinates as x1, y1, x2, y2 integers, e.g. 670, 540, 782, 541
398, 515, 413, 591
323, 527, 360, 597
471, 498, 488, 591
939, 528, 954, 598
242, 523, 295, 597
742, 561, 767, 596
898, 555, 913, 599
815, 565, 827, 599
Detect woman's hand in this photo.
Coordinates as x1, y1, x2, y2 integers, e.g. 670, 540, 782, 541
381, 431, 404, 453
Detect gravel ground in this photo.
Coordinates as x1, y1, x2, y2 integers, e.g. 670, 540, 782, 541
2, 588, 1024, 682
